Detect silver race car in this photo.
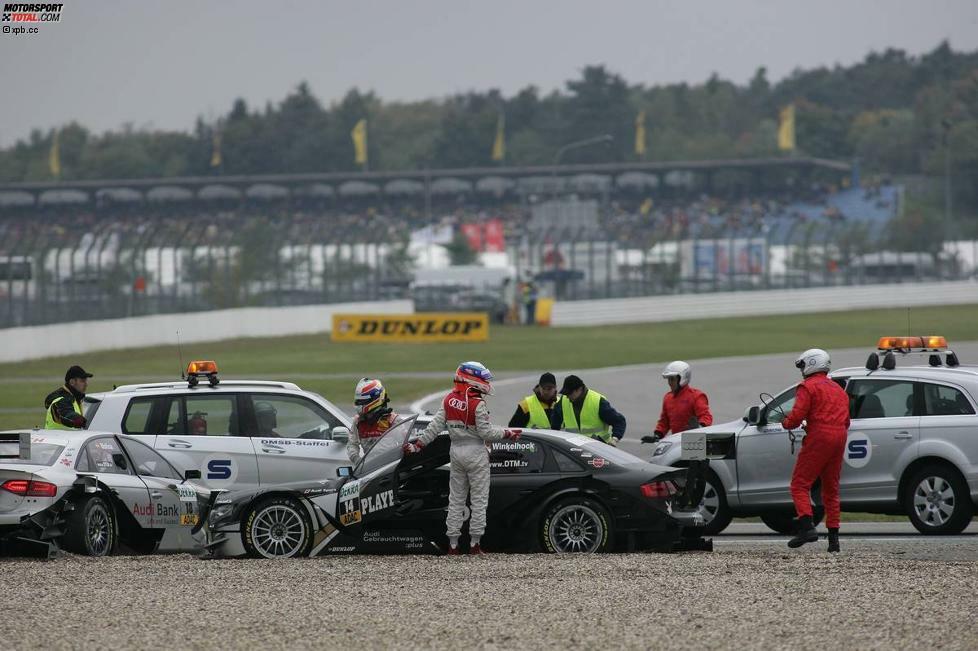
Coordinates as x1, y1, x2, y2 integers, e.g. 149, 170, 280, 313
0, 429, 208, 557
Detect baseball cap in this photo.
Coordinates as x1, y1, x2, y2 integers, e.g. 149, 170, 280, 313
65, 365, 94, 383
538, 372, 557, 388
559, 374, 584, 394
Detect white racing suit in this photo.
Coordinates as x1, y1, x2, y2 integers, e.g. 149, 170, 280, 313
416, 386, 504, 542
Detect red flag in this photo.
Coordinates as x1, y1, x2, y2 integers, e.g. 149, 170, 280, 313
483, 219, 505, 253
460, 223, 483, 252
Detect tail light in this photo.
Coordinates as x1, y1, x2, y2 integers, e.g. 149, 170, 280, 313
641, 480, 678, 499
1, 479, 58, 497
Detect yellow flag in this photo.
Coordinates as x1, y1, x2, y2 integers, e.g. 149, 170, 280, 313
351, 119, 368, 167
634, 110, 647, 156
778, 104, 796, 151
210, 130, 222, 168
491, 113, 505, 162
49, 129, 61, 179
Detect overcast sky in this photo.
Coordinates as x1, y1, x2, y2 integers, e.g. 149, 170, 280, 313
1, 0, 977, 146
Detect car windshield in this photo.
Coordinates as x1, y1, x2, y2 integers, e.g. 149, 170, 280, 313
0, 441, 65, 466
355, 415, 419, 477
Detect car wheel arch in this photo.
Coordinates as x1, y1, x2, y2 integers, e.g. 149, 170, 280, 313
898, 456, 968, 509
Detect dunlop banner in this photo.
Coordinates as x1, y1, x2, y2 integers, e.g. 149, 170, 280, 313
331, 313, 489, 343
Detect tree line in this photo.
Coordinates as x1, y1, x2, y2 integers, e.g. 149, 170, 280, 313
2, 42, 976, 210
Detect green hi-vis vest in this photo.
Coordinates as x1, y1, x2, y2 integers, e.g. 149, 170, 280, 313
45, 395, 83, 430
560, 389, 611, 441
523, 394, 551, 429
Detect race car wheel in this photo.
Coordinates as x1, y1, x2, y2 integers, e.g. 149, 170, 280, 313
243, 497, 313, 559
905, 464, 973, 535
63, 496, 117, 557
540, 497, 612, 553
688, 470, 732, 536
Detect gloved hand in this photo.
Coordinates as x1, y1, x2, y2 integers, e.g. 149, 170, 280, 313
653, 432, 663, 442
503, 429, 522, 440
402, 441, 423, 455
608, 437, 619, 447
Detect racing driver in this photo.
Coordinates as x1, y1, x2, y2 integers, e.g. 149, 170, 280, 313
348, 378, 401, 465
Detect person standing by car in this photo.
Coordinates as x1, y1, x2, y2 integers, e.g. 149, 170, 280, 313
550, 375, 626, 445
348, 378, 400, 465
509, 372, 558, 429
403, 362, 521, 555
652, 361, 713, 440
44, 365, 93, 430
521, 279, 538, 325
782, 348, 851, 552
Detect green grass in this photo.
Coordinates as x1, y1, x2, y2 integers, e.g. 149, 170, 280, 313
2, 303, 975, 431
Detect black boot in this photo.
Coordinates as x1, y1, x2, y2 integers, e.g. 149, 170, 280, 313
787, 516, 818, 548
827, 528, 840, 553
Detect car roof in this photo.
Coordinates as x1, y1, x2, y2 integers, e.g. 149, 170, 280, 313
91, 379, 304, 397
835, 365, 978, 384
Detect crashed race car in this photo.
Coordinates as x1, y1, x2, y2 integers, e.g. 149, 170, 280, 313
204, 415, 707, 558
0, 429, 208, 557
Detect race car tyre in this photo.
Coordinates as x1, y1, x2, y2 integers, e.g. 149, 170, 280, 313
242, 496, 313, 558
759, 509, 823, 535
682, 470, 732, 537
540, 496, 613, 553
904, 464, 973, 535
63, 496, 117, 557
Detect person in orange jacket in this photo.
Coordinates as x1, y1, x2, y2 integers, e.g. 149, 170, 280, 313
653, 361, 713, 439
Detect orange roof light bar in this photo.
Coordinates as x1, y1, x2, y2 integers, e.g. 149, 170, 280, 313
186, 360, 218, 376
922, 336, 948, 350
877, 336, 922, 350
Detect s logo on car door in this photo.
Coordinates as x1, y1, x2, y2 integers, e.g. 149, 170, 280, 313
845, 433, 872, 469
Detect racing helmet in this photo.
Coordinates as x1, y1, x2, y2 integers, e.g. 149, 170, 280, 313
354, 378, 389, 418
254, 401, 278, 434
795, 348, 831, 377
455, 361, 493, 395
662, 360, 692, 387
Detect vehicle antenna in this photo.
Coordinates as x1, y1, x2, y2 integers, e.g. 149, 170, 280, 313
907, 308, 912, 336
176, 331, 185, 379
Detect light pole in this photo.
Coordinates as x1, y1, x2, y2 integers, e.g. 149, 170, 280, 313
550, 134, 613, 201
941, 118, 952, 247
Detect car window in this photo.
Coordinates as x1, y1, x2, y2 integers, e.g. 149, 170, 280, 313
490, 439, 546, 474
122, 397, 157, 435
764, 388, 796, 424
250, 395, 342, 439
167, 395, 238, 436
922, 383, 975, 416
0, 440, 64, 466
119, 437, 181, 479
553, 449, 584, 472
82, 399, 101, 427
848, 380, 915, 419
81, 437, 133, 475
357, 416, 418, 477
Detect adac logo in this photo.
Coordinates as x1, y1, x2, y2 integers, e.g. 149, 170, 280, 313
845, 431, 872, 469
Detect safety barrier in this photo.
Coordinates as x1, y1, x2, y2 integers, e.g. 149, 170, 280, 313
0, 300, 413, 363
550, 280, 978, 327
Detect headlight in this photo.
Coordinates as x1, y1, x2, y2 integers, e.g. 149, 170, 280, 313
652, 442, 673, 457
209, 502, 234, 522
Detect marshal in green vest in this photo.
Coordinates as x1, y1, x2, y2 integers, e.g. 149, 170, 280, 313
522, 394, 552, 429
559, 389, 611, 441
45, 395, 84, 430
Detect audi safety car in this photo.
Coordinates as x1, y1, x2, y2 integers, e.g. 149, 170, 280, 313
204, 415, 706, 558
0, 429, 208, 557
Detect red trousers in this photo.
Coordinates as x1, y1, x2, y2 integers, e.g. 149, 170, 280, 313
790, 431, 846, 529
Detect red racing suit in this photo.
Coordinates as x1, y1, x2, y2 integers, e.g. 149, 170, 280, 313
655, 386, 713, 436
781, 372, 850, 529
347, 411, 400, 464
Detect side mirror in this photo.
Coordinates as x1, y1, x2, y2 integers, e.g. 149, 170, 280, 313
744, 405, 761, 426
112, 453, 128, 471
336, 466, 353, 478
184, 469, 201, 481
331, 426, 350, 444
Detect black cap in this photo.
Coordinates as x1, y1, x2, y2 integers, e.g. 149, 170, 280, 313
559, 374, 584, 395
538, 372, 557, 388
65, 365, 93, 383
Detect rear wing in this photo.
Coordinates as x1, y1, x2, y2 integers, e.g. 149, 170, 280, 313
680, 431, 736, 461
0, 431, 32, 460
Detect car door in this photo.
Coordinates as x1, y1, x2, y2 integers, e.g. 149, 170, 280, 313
918, 380, 976, 472
75, 436, 153, 527
735, 386, 799, 508
243, 393, 350, 485
153, 393, 261, 491
839, 378, 919, 502
117, 436, 201, 551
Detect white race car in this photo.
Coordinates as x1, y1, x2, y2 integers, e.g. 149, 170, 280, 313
0, 429, 208, 557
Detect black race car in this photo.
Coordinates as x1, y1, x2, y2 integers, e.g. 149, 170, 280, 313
204, 415, 706, 557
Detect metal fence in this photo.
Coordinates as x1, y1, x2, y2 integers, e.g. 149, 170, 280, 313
2, 213, 976, 329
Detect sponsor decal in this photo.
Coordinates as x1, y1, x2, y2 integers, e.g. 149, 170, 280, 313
580, 453, 593, 458
448, 397, 467, 410
845, 432, 872, 469
569, 447, 582, 452
491, 459, 528, 469
327, 546, 357, 553
339, 480, 360, 500
176, 485, 197, 502
588, 458, 609, 469
491, 441, 535, 452
259, 438, 327, 447
203, 456, 236, 484
132, 503, 152, 517
339, 480, 362, 525
157, 503, 180, 518
361, 489, 394, 515
179, 514, 199, 526
330, 313, 489, 343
